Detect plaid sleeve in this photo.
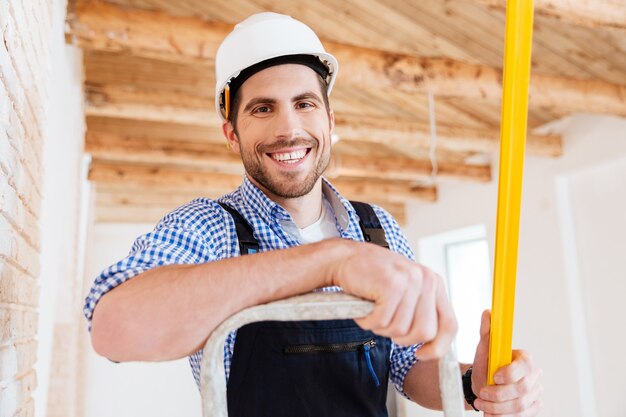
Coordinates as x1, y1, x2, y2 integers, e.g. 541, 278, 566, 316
370, 204, 423, 398
83, 198, 227, 327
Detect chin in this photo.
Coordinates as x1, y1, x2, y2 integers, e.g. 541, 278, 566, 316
269, 181, 318, 199
257, 172, 321, 199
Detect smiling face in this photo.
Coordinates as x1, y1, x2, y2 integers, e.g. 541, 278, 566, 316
223, 64, 334, 200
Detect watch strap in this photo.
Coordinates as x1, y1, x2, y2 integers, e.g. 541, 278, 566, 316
462, 367, 479, 411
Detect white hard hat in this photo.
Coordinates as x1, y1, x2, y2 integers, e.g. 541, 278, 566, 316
215, 12, 339, 121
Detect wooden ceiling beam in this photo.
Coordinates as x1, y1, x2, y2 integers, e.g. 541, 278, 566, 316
94, 184, 407, 225
84, 85, 562, 157
88, 160, 437, 204
334, 115, 561, 157
85, 131, 242, 172
67, 0, 626, 117
85, 131, 491, 182
330, 41, 626, 117
329, 153, 491, 182
85, 100, 212, 126
475, 0, 626, 30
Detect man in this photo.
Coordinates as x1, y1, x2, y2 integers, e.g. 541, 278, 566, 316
85, 12, 542, 416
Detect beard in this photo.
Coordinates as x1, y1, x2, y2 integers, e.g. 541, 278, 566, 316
239, 136, 331, 199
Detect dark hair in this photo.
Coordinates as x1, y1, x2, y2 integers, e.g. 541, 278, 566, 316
228, 71, 330, 134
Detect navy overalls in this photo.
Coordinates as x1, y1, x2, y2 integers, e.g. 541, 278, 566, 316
220, 202, 392, 417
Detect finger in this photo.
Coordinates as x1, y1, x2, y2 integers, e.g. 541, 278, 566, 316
354, 283, 403, 331
474, 386, 542, 417
473, 309, 491, 364
493, 350, 535, 384
413, 276, 457, 360
355, 300, 397, 331
478, 367, 543, 403
482, 400, 543, 417
393, 272, 437, 346
370, 275, 422, 339
480, 309, 491, 339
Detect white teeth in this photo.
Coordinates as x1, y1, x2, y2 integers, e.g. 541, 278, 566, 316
271, 149, 307, 162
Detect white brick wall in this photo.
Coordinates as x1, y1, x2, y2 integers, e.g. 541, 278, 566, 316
1, 1, 55, 416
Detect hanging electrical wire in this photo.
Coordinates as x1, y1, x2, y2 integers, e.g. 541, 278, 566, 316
427, 91, 439, 185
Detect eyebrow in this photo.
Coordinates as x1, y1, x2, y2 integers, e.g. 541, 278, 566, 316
242, 91, 323, 113
243, 97, 277, 113
293, 91, 323, 103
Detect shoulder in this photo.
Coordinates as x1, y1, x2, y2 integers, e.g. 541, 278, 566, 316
147, 196, 239, 258
157, 197, 233, 235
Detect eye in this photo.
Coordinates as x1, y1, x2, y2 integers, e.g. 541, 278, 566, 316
253, 105, 271, 114
297, 102, 314, 109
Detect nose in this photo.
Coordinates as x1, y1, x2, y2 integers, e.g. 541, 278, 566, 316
272, 105, 302, 140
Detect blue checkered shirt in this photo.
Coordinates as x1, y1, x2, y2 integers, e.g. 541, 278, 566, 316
84, 176, 421, 397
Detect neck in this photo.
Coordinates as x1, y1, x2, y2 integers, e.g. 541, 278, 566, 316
253, 178, 324, 228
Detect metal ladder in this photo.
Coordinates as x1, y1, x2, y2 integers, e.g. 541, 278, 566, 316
199, 292, 465, 416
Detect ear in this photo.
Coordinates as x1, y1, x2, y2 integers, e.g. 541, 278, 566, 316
328, 108, 335, 134
222, 120, 241, 154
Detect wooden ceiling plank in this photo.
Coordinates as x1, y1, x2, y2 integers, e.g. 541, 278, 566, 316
85, 83, 214, 109
102, 0, 625, 81
86, 116, 219, 142
67, 0, 626, 117
333, 114, 562, 157
430, 100, 495, 130
85, 131, 243, 172
330, 40, 626, 117
67, 0, 229, 62
88, 160, 437, 204
440, 0, 623, 82
330, 0, 477, 61
530, 16, 626, 84
84, 88, 563, 156
446, 0, 592, 79
249, 0, 470, 61
386, 0, 505, 67
330, 86, 420, 120
84, 50, 214, 95
89, 160, 245, 191
527, 23, 621, 82
330, 153, 491, 183
475, 0, 626, 30
84, 74, 494, 132
85, 132, 493, 182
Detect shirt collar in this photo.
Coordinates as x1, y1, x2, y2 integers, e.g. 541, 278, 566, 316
239, 175, 291, 224
321, 178, 358, 231
238, 175, 361, 236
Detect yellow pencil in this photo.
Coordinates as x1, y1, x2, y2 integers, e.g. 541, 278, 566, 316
489, 0, 535, 385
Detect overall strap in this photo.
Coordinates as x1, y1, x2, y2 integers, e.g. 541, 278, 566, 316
349, 201, 390, 249
218, 202, 260, 255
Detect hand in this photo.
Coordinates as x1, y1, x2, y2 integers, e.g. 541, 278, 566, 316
328, 240, 458, 360
471, 310, 543, 416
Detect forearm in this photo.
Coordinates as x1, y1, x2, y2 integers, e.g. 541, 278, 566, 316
91, 238, 348, 362
403, 359, 473, 410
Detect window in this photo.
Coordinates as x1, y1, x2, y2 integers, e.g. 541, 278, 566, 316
418, 225, 492, 363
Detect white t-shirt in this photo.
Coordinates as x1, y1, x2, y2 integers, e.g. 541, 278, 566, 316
297, 197, 341, 244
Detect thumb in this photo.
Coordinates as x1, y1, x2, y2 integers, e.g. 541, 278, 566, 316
479, 309, 491, 341
472, 310, 491, 392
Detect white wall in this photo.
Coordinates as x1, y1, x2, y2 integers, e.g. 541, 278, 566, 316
82, 223, 202, 417
566, 156, 626, 417
35, 0, 85, 414
399, 114, 626, 417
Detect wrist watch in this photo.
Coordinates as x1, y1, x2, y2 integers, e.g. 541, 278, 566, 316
462, 367, 479, 411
